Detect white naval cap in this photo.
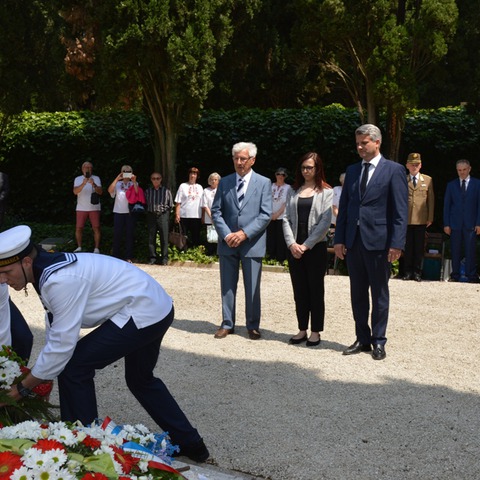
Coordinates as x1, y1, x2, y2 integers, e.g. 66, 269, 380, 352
0, 225, 34, 267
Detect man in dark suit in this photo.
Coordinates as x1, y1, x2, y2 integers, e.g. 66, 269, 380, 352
443, 159, 480, 283
334, 124, 408, 360
211, 142, 272, 340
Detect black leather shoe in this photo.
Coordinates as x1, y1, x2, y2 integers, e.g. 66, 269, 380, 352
343, 340, 372, 355
173, 438, 210, 463
288, 335, 307, 345
413, 273, 422, 282
248, 329, 261, 340
372, 344, 386, 360
402, 272, 412, 281
306, 338, 321, 347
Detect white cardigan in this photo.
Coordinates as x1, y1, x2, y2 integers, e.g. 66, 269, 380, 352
282, 188, 333, 250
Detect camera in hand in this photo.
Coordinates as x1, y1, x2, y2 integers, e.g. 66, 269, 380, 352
85, 171, 91, 178
123, 172, 133, 179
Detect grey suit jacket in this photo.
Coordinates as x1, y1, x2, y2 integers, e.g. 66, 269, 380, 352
283, 188, 333, 249
211, 170, 272, 257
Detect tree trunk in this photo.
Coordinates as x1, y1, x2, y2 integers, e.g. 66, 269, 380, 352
385, 106, 405, 162
141, 70, 181, 191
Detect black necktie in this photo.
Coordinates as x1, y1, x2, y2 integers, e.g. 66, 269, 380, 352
360, 163, 370, 197
412, 176, 417, 188
462, 179, 466, 194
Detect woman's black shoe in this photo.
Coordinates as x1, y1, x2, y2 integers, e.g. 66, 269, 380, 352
288, 335, 308, 345
306, 337, 321, 347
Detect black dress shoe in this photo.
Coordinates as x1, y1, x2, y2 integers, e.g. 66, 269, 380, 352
248, 329, 261, 340
413, 273, 422, 282
288, 335, 307, 345
372, 344, 386, 360
343, 340, 372, 355
402, 272, 412, 281
306, 338, 321, 347
173, 438, 210, 463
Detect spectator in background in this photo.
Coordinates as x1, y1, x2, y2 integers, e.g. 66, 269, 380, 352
73, 161, 103, 253
403, 153, 434, 282
331, 172, 345, 226
201, 172, 221, 256
145, 172, 173, 265
108, 165, 137, 262
267, 167, 292, 263
175, 167, 203, 248
443, 159, 480, 283
283, 153, 332, 347
0, 172, 9, 229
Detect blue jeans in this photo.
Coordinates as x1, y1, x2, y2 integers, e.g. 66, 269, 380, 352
58, 307, 201, 447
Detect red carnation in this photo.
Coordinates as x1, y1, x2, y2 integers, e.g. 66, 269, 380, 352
81, 434, 102, 449
111, 445, 140, 474
80, 474, 109, 480
32, 438, 67, 453
0, 452, 23, 479
32, 380, 54, 397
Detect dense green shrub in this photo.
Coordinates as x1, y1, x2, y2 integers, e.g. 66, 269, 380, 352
1, 105, 479, 231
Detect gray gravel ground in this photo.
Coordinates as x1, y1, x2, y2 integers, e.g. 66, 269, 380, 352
10, 262, 480, 480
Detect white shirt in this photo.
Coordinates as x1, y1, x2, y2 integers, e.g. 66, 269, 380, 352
271, 183, 292, 219
0, 284, 11, 347
74, 175, 102, 211
110, 180, 134, 213
31, 253, 173, 380
200, 187, 217, 224
175, 182, 203, 218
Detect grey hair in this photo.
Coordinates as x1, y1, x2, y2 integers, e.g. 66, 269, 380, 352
82, 161, 93, 168
456, 159, 470, 167
355, 124, 382, 143
232, 142, 257, 158
208, 172, 221, 184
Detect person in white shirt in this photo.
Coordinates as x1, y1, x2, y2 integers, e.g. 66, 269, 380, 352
200, 172, 221, 255
174, 167, 203, 247
73, 161, 103, 253
0, 225, 209, 463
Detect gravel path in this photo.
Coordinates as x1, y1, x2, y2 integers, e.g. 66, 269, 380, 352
10, 263, 480, 480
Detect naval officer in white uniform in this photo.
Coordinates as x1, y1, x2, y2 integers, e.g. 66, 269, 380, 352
0, 225, 209, 463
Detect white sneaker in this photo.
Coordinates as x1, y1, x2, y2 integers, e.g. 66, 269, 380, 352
74, 247, 82, 253
93, 248, 100, 254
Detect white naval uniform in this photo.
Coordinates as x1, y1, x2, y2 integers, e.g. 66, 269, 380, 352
31, 252, 173, 381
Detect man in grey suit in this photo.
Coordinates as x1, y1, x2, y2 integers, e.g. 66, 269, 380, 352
334, 124, 408, 360
211, 142, 272, 340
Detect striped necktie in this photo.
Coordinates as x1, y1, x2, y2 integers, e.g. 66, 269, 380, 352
237, 177, 245, 205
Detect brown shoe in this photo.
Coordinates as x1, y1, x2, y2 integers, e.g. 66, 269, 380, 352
214, 327, 234, 339
248, 329, 261, 340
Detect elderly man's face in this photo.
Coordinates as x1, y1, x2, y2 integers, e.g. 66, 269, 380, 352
82, 163, 93, 176
456, 163, 471, 180
232, 149, 256, 177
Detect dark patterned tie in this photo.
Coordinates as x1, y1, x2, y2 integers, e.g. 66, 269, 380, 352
462, 179, 466, 194
237, 178, 245, 205
360, 163, 370, 197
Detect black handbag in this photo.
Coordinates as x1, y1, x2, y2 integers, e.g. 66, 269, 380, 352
169, 223, 188, 250
90, 192, 100, 205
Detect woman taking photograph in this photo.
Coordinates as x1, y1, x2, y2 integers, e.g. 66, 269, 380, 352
283, 152, 333, 346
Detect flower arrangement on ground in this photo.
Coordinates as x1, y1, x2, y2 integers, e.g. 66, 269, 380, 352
0, 418, 185, 479
0, 346, 56, 426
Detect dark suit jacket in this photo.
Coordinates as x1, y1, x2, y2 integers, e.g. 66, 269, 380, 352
443, 177, 480, 230
334, 156, 408, 251
211, 170, 272, 257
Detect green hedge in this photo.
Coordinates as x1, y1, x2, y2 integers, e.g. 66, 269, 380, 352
1, 105, 479, 230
